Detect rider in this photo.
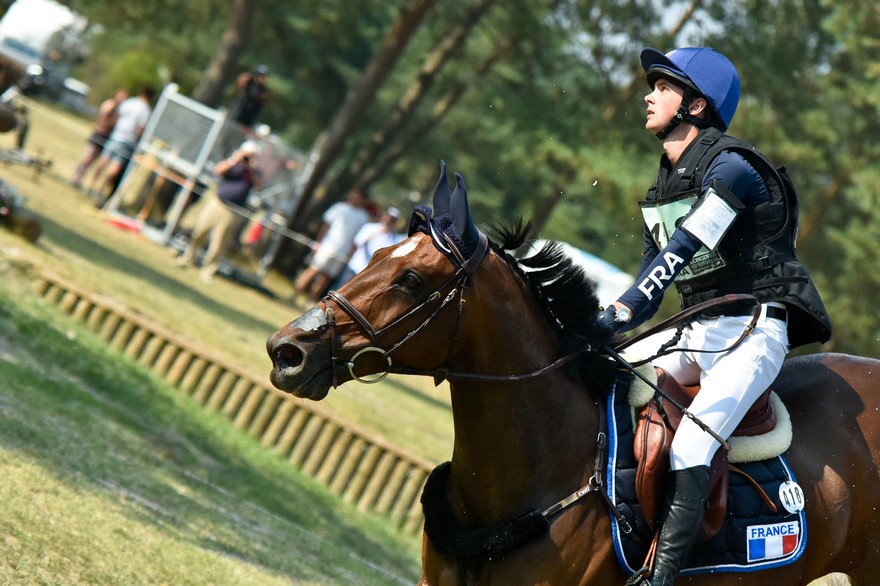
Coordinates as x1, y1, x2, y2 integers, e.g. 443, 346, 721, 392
597, 47, 832, 585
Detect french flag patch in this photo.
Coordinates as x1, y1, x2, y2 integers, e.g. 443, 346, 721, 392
747, 521, 800, 562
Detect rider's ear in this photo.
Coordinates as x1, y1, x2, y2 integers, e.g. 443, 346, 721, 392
689, 96, 708, 116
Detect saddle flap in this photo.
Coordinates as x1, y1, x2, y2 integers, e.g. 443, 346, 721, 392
633, 399, 668, 529
633, 367, 778, 542
657, 369, 778, 437
634, 399, 728, 541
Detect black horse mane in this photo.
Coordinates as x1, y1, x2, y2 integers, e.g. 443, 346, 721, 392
487, 219, 620, 390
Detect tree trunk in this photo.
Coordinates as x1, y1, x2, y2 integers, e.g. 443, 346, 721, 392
359, 39, 512, 189
284, 0, 497, 274
515, 164, 578, 257
289, 0, 438, 218
530, 169, 577, 234
269, 0, 438, 275
326, 0, 499, 196
191, 0, 258, 107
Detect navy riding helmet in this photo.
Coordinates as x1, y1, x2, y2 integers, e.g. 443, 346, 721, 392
640, 47, 740, 132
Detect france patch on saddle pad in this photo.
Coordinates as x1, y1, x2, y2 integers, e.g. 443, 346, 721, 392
747, 521, 800, 562
604, 380, 808, 577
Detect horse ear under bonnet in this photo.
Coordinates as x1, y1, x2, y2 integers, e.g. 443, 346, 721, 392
408, 160, 488, 274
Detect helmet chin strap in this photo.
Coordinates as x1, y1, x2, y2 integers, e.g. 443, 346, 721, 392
655, 87, 709, 140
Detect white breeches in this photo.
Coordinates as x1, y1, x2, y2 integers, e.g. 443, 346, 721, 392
625, 303, 790, 470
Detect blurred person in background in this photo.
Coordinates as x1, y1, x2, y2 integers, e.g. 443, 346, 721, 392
176, 140, 262, 282
293, 188, 371, 302
229, 65, 269, 131
69, 88, 128, 189
330, 205, 403, 290
86, 85, 155, 204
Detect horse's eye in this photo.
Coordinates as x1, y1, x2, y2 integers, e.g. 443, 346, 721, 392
398, 271, 423, 291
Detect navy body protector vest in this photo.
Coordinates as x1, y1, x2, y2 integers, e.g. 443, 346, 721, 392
643, 128, 831, 348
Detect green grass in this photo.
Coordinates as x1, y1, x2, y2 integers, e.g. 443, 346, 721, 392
0, 94, 448, 584
0, 273, 422, 584
0, 94, 454, 464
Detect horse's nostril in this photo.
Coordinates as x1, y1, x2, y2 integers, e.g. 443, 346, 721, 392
275, 343, 305, 369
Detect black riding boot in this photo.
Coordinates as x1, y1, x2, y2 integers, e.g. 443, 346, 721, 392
650, 465, 710, 586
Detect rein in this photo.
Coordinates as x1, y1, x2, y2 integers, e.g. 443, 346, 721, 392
614, 293, 761, 364
321, 247, 590, 387
421, 393, 635, 560
320, 239, 760, 560
605, 293, 762, 451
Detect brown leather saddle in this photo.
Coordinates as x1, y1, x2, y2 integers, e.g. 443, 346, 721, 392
633, 367, 779, 542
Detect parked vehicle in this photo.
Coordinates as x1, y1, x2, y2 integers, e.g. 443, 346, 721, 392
0, 36, 42, 70
18, 61, 65, 100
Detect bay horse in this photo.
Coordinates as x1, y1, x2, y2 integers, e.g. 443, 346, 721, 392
267, 162, 880, 585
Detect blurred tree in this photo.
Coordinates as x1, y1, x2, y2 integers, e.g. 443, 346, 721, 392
269, 0, 439, 274
357, 38, 514, 190
52, 0, 880, 355
68, 0, 230, 97
791, 0, 880, 355
191, 0, 258, 107
0, 0, 15, 20
290, 0, 438, 211
323, 0, 500, 201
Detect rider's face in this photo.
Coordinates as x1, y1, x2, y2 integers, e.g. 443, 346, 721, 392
644, 78, 685, 134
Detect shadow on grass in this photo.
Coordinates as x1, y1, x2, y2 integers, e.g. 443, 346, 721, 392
0, 292, 421, 584
36, 214, 284, 338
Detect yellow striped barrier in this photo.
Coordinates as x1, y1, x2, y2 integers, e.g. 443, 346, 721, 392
33, 272, 434, 535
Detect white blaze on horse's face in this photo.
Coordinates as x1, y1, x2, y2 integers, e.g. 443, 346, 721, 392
392, 240, 418, 258
290, 307, 327, 332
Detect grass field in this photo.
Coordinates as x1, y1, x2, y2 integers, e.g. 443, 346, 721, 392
0, 95, 444, 583
0, 94, 454, 465
0, 269, 422, 584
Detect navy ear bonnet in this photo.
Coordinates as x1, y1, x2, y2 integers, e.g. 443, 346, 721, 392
408, 160, 489, 274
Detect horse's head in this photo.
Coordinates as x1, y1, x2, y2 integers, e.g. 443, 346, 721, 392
267, 161, 615, 400
267, 161, 488, 398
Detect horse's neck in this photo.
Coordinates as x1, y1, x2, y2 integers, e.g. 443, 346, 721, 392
443, 259, 602, 523
447, 374, 601, 524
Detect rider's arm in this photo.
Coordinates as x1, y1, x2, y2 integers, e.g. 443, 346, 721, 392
704, 150, 769, 205
615, 228, 702, 330
615, 226, 664, 329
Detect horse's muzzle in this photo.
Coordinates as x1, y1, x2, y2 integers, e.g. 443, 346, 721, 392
266, 307, 332, 399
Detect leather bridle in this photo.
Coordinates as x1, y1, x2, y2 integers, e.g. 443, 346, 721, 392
322, 267, 469, 387
319, 231, 591, 388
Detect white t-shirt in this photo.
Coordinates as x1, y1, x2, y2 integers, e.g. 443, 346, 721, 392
346, 222, 404, 274
317, 202, 370, 262
108, 97, 152, 145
